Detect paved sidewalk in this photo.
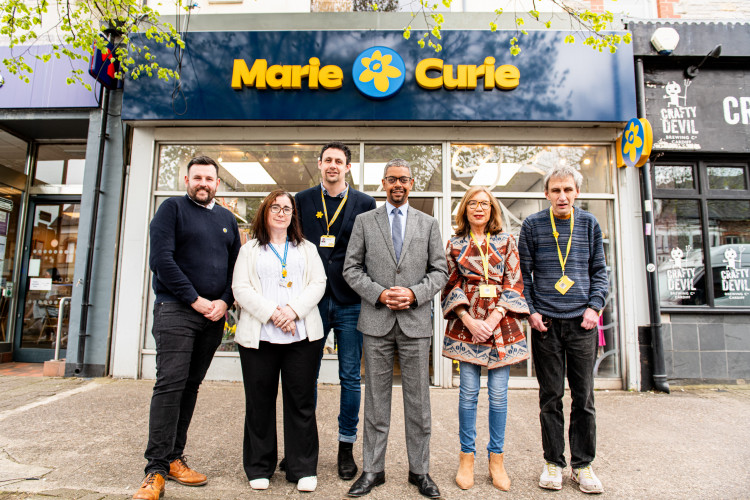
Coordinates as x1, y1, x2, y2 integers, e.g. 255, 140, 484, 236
0, 375, 748, 499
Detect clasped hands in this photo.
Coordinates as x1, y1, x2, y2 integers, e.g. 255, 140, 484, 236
270, 305, 298, 334
378, 286, 415, 311
459, 308, 503, 343
191, 297, 228, 322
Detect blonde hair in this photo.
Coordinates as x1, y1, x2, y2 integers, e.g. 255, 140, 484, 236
454, 186, 503, 237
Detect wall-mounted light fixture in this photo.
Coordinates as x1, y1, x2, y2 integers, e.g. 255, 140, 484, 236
685, 44, 722, 79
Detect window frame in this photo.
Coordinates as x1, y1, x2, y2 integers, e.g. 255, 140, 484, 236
653, 156, 750, 312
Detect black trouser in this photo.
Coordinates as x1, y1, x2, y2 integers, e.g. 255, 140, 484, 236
239, 338, 322, 482
531, 315, 597, 469
144, 302, 224, 475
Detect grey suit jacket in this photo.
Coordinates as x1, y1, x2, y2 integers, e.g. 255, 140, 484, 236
343, 204, 449, 338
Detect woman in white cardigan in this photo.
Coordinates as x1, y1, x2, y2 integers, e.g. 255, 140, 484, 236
232, 189, 326, 493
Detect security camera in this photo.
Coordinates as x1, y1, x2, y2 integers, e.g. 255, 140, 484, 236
651, 27, 680, 55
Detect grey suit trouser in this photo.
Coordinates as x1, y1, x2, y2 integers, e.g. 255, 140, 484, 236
362, 323, 432, 474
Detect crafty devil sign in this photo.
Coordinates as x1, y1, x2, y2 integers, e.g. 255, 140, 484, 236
122, 30, 635, 122
645, 68, 750, 153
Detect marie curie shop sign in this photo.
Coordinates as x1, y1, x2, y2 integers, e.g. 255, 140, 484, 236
122, 30, 636, 122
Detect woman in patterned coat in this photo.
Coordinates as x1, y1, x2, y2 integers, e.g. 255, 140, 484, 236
441, 186, 530, 492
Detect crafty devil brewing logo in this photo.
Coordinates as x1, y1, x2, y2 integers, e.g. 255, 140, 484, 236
655, 79, 700, 150
352, 46, 406, 99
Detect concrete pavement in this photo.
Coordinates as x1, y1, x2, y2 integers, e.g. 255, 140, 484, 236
0, 375, 748, 499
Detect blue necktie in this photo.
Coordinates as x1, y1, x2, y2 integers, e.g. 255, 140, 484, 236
392, 207, 403, 261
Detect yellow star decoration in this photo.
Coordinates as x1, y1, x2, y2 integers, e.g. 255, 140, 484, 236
316, 211, 323, 218
622, 122, 643, 164
359, 50, 402, 93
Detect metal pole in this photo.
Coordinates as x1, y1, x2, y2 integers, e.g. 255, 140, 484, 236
54, 297, 71, 361
635, 57, 670, 393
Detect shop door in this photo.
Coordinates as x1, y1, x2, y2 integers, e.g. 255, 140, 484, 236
13, 199, 79, 362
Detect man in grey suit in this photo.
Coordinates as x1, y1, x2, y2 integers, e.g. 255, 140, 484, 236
343, 158, 448, 499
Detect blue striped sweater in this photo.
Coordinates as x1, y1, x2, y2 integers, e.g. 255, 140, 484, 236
518, 207, 608, 319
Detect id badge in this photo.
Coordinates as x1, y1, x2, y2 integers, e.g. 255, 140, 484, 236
479, 284, 497, 298
555, 275, 575, 295
279, 279, 293, 288
319, 235, 336, 247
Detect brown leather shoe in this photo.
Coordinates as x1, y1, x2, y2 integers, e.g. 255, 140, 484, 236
168, 457, 208, 486
133, 472, 165, 500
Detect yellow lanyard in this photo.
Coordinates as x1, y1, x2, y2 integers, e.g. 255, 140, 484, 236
549, 207, 574, 276
321, 187, 349, 235
469, 231, 491, 282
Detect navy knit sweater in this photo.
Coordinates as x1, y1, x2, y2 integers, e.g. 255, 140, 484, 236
518, 207, 608, 319
149, 195, 241, 305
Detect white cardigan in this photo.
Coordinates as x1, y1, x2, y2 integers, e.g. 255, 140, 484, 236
232, 238, 327, 349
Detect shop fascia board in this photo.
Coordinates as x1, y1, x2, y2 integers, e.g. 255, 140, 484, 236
158, 12, 626, 33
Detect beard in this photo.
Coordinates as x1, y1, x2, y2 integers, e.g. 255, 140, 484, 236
188, 186, 215, 206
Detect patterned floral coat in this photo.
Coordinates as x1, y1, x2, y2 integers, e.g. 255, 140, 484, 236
441, 232, 530, 369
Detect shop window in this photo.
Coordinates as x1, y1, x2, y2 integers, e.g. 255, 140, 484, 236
450, 145, 611, 194
706, 166, 746, 191
157, 144, 357, 193
361, 144, 441, 192
654, 165, 695, 190
654, 159, 750, 309
33, 144, 86, 186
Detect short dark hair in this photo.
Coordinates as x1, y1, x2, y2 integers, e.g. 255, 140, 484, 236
251, 189, 305, 247
187, 155, 220, 176
319, 142, 352, 165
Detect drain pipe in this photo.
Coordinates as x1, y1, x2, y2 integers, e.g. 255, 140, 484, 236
75, 66, 112, 374
635, 57, 670, 394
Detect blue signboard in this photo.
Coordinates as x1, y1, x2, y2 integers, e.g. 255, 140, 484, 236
122, 30, 636, 122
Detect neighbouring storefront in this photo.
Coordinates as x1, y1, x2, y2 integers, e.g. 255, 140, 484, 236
631, 21, 750, 383
111, 19, 644, 389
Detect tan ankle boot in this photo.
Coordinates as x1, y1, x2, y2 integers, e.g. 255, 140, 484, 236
488, 452, 511, 491
455, 451, 475, 489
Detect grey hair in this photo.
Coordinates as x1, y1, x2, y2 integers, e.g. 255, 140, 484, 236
383, 158, 413, 178
543, 165, 583, 192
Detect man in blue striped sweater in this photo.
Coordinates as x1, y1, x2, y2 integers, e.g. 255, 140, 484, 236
518, 166, 608, 495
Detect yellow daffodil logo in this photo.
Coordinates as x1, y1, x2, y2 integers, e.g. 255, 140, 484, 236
316, 211, 323, 219
622, 121, 643, 164
353, 46, 406, 100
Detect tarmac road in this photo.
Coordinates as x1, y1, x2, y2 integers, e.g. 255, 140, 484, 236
0, 376, 748, 499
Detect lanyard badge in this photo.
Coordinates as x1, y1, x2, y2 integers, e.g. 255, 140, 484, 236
550, 207, 575, 295
269, 238, 292, 288
470, 231, 497, 298
319, 188, 348, 247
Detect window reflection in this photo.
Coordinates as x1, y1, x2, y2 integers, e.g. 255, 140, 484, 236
33, 144, 86, 186
707, 166, 746, 190
158, 144, 357, 193
450, 145, 610, 193
708, 200, 750, 306
654, 165, 695, 190
362, 144, 441, 192
655, 199, 706, 306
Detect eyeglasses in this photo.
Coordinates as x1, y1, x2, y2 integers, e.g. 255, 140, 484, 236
384, 176, 412, 185
467, 200, 491, 210
270, 204, 293, 215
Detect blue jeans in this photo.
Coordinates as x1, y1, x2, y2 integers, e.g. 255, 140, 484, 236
531, 315, 598, 469
458, 361, 510, 455
316, 295, 363, 443
144, 302, 224, 475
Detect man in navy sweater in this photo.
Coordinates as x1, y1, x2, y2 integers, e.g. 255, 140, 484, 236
134, 156, 241, 500
518, 165, 608, 495
295, 142, 376, 480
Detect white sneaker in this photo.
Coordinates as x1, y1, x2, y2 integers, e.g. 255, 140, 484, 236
539, 462, 563, 490
572, 465, 603, 494
297, 475, 317, 492
249, 478, 269, 490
